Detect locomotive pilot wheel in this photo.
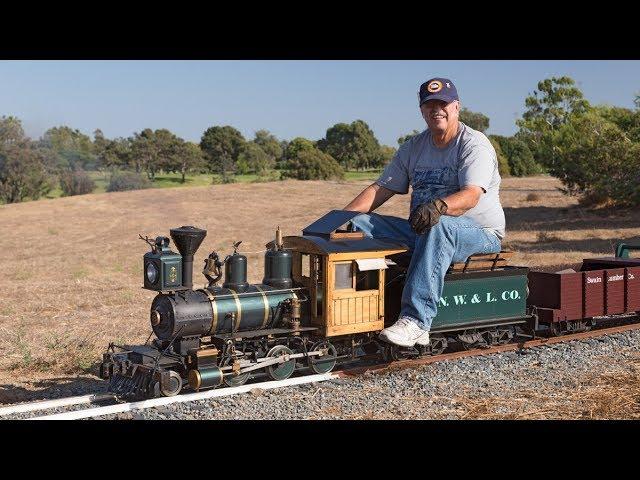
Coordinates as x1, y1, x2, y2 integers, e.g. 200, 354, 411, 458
266, 345, 296, 381
308, 340, 337, 374
160, 370, 183, 397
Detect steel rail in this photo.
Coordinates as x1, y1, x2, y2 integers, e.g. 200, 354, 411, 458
32, 373, 340, 420
0, 393, 115, 417
5, 320, 640, 420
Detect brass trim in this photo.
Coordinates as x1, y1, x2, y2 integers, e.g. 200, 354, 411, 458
211, 298, 219, 334
199, 288, 219, 335
188, 369, 201, 391
254, 285, 270, 328
228, 289, 242, 331
196, 347, 219, 358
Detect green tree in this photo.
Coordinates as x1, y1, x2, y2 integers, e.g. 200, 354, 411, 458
593, 104, 640, 143
130, 128, 182, 181
283, 148, 344, 180
0, 116, 25, 147
0, 143, 52, 203
459, 108, 490, 132
516, 76, 590, 166
488, 137, 511, 177
96, 137, 131, 172
490, 135, 541, 177
175, 141, 205, 183
276, 140, 289, 169
378, 145, 397, 167
319, 120, 381, 171
237, 142, 274, 175
397, 129, 421, 146
93, 129, 108, 154
547, 110, 640, 205
0, 117, 52, 203
284, 137, 316, 163
40, 126, 97, 170
253, 130, 283, 162
200, 126, 246, 182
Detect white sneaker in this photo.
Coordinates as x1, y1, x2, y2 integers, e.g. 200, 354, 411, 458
379, 317, 430, 347
415, 330, 430, 346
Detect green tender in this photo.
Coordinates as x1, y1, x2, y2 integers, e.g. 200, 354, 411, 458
431, 269, 528, 330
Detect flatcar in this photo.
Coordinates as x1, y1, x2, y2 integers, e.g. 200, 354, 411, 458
99, 211, 640, 398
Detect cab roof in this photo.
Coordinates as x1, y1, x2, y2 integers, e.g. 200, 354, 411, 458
265, 235, 408, 255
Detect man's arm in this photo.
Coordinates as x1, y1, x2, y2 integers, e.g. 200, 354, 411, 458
343, 183, 396, 213
441, 185, 483, 216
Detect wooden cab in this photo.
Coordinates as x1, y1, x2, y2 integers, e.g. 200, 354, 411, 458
266, 211, 407, 337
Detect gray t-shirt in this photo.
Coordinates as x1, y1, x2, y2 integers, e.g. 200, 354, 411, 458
376, 122, 505, 239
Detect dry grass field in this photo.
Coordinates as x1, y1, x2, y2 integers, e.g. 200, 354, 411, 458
1, 175, 639, 412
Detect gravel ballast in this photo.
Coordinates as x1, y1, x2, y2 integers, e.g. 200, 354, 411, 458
3, 329, 639, 420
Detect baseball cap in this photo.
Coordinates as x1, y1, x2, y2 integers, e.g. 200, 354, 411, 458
418, 78, 459, 105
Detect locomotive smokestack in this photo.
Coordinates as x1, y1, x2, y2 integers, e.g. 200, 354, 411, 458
170, 226, 207, 289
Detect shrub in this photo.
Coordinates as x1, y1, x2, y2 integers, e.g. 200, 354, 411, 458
526, 193, 541, 202
283, 149, 345, 180
59, 169, 96, 196
211, 175, 236, 184
250, 170, 281, 183
106, 172, 151, 192
0, 144, 52, 203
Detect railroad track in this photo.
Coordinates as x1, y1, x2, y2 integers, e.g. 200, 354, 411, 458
2, 320, 639, 420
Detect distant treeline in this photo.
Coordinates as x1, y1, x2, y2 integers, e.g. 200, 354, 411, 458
1, 75, 639, 206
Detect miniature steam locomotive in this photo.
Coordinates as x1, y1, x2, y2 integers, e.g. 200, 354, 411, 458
99, 210, 640, 398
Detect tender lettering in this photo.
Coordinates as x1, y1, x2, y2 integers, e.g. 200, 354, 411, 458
453, 295, 468, 305
439, 289, 523, 309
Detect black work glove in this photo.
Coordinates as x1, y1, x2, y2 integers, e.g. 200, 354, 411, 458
409, 198, 448, 235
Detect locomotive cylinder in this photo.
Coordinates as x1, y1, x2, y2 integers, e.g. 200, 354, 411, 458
188, 367, 223, 391
223, 252, 250, 292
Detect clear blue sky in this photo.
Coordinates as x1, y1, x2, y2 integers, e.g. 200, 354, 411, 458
1, 60, 639, 147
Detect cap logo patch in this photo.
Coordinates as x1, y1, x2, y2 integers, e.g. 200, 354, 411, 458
427, 80, 443, 93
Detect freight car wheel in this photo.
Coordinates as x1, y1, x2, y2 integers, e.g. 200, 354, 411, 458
362, 341, 380, 355
266, 345, 296, 381
308, 341, 337, 374
427, 336, 448, 355
383, 344, 410, 361
160, 370, 183, 397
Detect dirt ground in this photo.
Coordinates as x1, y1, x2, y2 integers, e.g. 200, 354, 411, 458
1, 175, 639, 406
